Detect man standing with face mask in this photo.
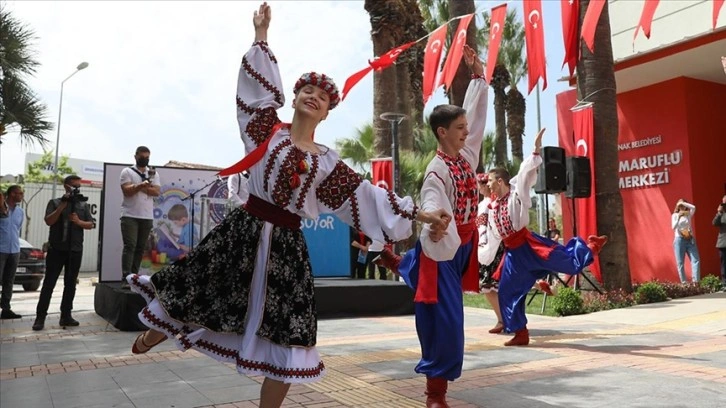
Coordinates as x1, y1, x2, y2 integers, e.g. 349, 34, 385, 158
119, 146, 161, 283
33, 175, 95, 330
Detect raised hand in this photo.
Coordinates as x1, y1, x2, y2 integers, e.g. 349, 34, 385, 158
253, 2, 271, 31
463, 45, 484, 77
533, 128, 545, 154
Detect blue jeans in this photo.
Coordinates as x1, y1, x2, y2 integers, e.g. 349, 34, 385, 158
673, 237, 700, 282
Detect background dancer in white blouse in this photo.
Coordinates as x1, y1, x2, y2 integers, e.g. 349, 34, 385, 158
125, 3, 450, 407
479, 129, 608, 347
476, 173, 505, 334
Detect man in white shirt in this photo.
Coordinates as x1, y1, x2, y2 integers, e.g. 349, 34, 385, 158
119, 146, 161, 281
227, 172, 249, 208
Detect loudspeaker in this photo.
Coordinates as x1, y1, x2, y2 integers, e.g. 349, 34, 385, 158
566, 156, 591, 198
534, 147, 566, 194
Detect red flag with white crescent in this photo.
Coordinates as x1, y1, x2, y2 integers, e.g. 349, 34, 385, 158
523, 0, 547, 94
560, 0, 579, 78
571, 105, 600, 281
439, 13, 475, 91
422, 24, 448, 104
715, 0, 725, 29
581, 0, 606, 53
368, 41, 417, 71
634, 0, 660, 41
486, 4, 507, 84
341, 66, 373, 101
371, 158, 393, 191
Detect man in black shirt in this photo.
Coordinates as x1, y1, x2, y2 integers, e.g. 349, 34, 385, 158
32, 175, 95, 330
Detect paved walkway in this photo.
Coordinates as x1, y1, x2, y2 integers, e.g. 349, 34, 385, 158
1, 274, 725, 408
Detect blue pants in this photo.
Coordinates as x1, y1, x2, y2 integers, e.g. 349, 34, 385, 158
498, 234, 594, 333
673, 237, 700, 282
399, 240, 473, 381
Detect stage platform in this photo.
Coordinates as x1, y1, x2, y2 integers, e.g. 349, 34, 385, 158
95, 278, 415, 331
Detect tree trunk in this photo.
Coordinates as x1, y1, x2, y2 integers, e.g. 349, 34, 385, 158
447, 0, 477, 107
576, 0, 631, 291
402, 0, 426, 133
491, 64, 510, 166
506, 86, 526, 163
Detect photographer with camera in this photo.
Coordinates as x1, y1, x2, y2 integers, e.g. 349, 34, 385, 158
713, 195, 726, 289
32, 175, 95, 330
120, 146, 160, 283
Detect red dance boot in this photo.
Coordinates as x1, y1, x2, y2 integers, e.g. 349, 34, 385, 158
504, 327, 530, 346
425, 377, 450, 408
372, 248, 402, 275
587, 235, 608, 255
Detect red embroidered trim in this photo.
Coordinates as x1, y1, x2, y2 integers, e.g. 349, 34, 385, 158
350, 195, 361, 231
295, 155, 319, 210
436, 151, 478, 225
492, 193, 516, 237
236, 96, 254, 116
246, 107, 281, 147
385, 190, 417, 221
140, 308, 324, 379
315, 161, 362, 210
241, 56, 283, 107
253, 41, 278, 64
130, 275, 155, 299
272, 148, 306, 207
471, 74, 486, 80
264, 139, 292, 192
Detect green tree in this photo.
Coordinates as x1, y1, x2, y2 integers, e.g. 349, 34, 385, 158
335, 124, 376, 175
20, 151, 74, 238
0, 5, 54, 147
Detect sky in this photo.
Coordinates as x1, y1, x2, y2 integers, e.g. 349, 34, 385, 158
0, 0, 574, 177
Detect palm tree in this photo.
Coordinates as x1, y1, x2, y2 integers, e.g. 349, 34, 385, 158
335, 124, 376, 175
0, 5, 53, 147
447, 0, 477, 107
576, 0, 631, 291
479, 9, 527, 165
364, 0, 426, 154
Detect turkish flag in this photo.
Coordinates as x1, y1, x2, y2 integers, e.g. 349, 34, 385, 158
560, 0, 580, 78
581, 0, 606, 53
523, 0, 547, 94
486, 4, 507, 84
341, 66, 373, 101
368, 41, 417, 71
439, 13, 475, 91
371, 158, 394, 191
715, 0, 725, 29
634, 0, 660, 41
422, 24, 448, 104
571, 105, 601, 282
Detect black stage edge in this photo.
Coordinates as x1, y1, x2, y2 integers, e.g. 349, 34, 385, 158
95, 278, 415, 332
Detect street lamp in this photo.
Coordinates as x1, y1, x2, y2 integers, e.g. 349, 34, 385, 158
51, 61, 89, 198
379, 112, 407, 196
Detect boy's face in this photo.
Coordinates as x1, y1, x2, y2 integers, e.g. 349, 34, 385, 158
172, 217, 189, 227
437, 115, 469, 155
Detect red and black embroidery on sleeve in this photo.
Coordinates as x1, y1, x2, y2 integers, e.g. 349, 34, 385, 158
253, 41, 278, 64
385, 190, 418, 221
315, 161, 363, 211
246, 107, 281, 147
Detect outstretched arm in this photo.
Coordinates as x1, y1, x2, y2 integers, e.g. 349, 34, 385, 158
461, 45, 489, 169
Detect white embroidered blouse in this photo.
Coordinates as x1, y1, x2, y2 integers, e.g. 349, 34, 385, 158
419, 78, 489, 261
478, 153, 543, 266
236, 41, 417, 243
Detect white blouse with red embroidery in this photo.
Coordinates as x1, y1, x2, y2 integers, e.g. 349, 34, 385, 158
418, 78, 489, 262
235, 41, 417, 244
478, 152, 543, 266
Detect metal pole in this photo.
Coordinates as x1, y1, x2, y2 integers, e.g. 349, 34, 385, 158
536, 83, 547, 235
390, 120, 400, 195
51, 80, 66, 199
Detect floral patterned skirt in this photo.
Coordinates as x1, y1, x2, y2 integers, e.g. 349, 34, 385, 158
479, 242, 505, 293
128, 207, 324, 383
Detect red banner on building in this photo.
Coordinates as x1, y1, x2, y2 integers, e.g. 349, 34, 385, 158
486, 4, 507, 84
523, 0, 548, 93
371, 158, 394, 191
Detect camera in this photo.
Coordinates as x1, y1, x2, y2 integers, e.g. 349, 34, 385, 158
62, 186, 89, 203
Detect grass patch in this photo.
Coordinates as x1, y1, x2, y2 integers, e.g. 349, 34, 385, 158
463, 292, 559, 317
